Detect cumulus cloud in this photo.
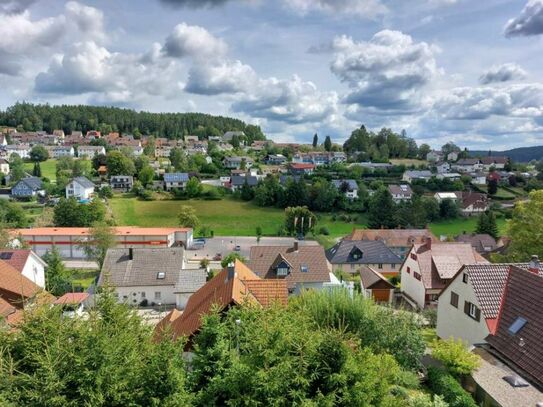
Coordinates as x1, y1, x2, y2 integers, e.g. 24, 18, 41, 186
185, 60, 256, 95
284, 0, 387, 18
504, 0, 543, 37
159, 0, 231, 8
0, 0, 37, 14
329, 30, 440, 113
163, 23, 227, 59
479, 63, 527, 84
65, 1, 105, 41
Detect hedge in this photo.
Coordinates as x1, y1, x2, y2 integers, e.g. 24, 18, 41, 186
427, 366, 477, 407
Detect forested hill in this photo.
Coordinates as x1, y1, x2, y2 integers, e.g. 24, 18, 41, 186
0, 103, 265, 141
469, 146, 543, 163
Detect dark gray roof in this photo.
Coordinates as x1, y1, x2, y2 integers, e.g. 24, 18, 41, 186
99, 248, 186, 287
326, 240, 402, 265
72, 176, 95, 189
164, 173, 189, 182
19, 177, 43, 190
332, 179, 358, 190
231, 175, 258, 186
279, 175, 301, 185
174, 269, 207, 293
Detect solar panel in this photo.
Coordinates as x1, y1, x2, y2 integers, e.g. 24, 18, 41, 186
0, 252, 13, 260
508, 317, 527, 335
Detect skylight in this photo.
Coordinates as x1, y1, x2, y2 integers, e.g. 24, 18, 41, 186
508, 317, 527, 335
300, 264, 308, 272
157, 272, 166, 280
0, 252, 13, 260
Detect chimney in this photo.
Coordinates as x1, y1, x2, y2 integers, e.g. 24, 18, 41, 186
128, 247, 133, 260
227, 262, 236, 280
293, 240, 299, 252
528, 255, 540, 274
425, 236, 432, 250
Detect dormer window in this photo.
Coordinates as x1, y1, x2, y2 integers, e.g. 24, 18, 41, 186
350, 247, 363, 261
276, 261, 290, 277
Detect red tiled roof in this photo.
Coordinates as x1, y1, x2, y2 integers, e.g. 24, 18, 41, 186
0, 259, 41, 299
346, 229, 437, 247
289, 163, 315, 169
0, 296, 15, 318
0, 249, 32, 273
13, 226, 191, 236
54, 292, 89, 305
486, 266, 543, 387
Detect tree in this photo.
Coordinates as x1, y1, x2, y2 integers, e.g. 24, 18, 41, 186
29, 145, 49, 162
138, 165, 155, 187
487, 178, 498, 195
178, 205, 200, 228
169, 148, 186, 170
431, 338, 480, 377
312, 133, 318, 148
284, 206, 316, 236
256, 226, 262, 243
185, 177, 203, 198
8, 153, 25, 184
418, 143, 431, 160
0, 200, 29, 227
106, 151, 135, 176
323, 135, 332, 152
439, 198, 459, 219
220, 252, 246, 268
505, 190, 543, 261
475, 210, 499, 240
53, 198, 86, 227
82, 222, 116, 268
41, 247, 71, 296
368, 188, 396, 228
240, 179, 254, 201
32, 162, 41, 177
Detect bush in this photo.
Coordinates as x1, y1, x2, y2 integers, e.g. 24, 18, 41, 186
422, 308, 437, 328
431, 338, 480, 376
203, 188, 221, 200
427, 366, 477, 407
319, 226, 330, 235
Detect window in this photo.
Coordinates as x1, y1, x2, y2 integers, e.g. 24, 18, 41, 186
277, 266, 289, 276
411, 253, 417, 260
464, 301, 480, 321
468, 303, 477, 318
508, 317, 527, 335
414, 272, 421, 281
462, 273, 468, 284
300, 264, 308, 273
406, 266, 411, 274
141, 292, 146, 298
350, 264, 355, 271
450, 291, 459, 308
378, 264, 383, 269
154, 291, 161, 300
391, 264, 396, 269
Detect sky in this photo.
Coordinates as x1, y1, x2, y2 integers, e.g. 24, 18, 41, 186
0, 0, 542, 150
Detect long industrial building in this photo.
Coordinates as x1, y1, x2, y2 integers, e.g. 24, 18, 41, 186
12, 227, 193, 259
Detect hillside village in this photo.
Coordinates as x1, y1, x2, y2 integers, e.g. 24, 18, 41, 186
0, 107, 542, 406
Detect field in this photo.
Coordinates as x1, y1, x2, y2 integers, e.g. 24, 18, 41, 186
390, 158, 428, 167
475, 185, 516, 199
429, 217, 507, 238
109, 195, 367, 239
24, 159, 57, 180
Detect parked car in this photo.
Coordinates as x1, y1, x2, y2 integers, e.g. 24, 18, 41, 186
194, 238, 206, 244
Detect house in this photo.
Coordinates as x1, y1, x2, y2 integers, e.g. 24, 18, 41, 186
434, 191, 459, 203
436, 259, 542, 346
0, 158, 9, 175
344, 228, 438, 260
457, 191, 489, 216
184, 135, 199, 143
352, 162, 393, 171
110, 175, 134, 191
163, 172, 189, 191
247, 242, 340, 294
65, 176, 95, 200
325, 240, 402, 277
359, 266, 395, 304
0, 260, 55, 329
265, 154, 287, 165
223, 156, 253, 169
98, 247, 206, 308
230, 175, 259, 191
11, 177, 44, 198
426, 150, 443, 162
154, 260, 288, 344
78, 145, 105, 158
452, 158, 482, 173
447, 151, 459, 162
0, 249, 47, 288
154, 146, 173, 158
6, 144, 31, 159
332, 179, 358, 199
222, 130, 245, 142
470, 172, 487, 185
436, 161, 450, 174
53, 292, 90, 317
85, 130, 101, 140
98, 165, 107, 178
45, 146, 75, 158
454, 233, 500, 255
400, 239, 488, 309
289, 163, 315, 176
402, 170, 432, 183
480, 156, 508, 171
388, 184, 413, 203
436, 172, 462, 181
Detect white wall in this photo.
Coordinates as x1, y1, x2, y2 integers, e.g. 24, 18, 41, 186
21, 253, 46, 288
400, 251, 427, 309
436, 275, 489, 345
115, 285, 176, 306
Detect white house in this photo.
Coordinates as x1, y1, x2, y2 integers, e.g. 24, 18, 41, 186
400, 239, 487, 309
78, 145, 106, 158
46, 146, 75, 158
388, 184, 413, 203
447, 151, 459, 162
0, 158, 9, 175
53, 293, 91, 317
436, 161, 451, 174
436, 260, 542, 346
0, 249, 47, 288
66, 176, 95, 200
332, 179, 359, 199
452, 158, 483, 173
6, 144, 31, 159
426, 151, 443, 162
402, 170, 432, 183
434, 192, 459, 203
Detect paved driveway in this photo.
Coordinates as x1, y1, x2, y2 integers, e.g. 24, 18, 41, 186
185, 236, 318, 261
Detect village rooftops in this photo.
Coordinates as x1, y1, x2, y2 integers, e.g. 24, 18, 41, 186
345, 228, 437, 248
325, 240, 401, 265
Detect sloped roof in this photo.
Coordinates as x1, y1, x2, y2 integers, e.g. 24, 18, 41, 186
455, 233, 498, 253
359, 266, 394, 290
54, 292, 89, 305
326, 240, 401, 265
332, 179, 358, 190
231, 175, 258, 186
17, 177, 42, 191
0, 296, 15, 318
157, 260, 287, 340
164, 173, 189, 182
174, 269, 207, 293
0, 259, 41, 299
345, 229, 437, 247
486, 266, 543, 388
0, 249, 33, 272
404, 170, 432, 178
248, 245, 331, 289
72, 176, 95, 189
388, 184, 413, 196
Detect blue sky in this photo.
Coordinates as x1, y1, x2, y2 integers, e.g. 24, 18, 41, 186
0, 0, 542, 149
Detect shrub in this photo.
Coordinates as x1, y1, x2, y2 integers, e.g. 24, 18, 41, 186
319, 226, 330, 235
427, 366, 477, 407
422, 308, 438, 328
431, 338, 480, 376
203, 188, 221, 200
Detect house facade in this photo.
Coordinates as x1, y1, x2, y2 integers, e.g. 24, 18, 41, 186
78, 145, 106, 158
388, 184, 413, 203
163, 172, 189, 191
332, 179, 359, 199
0, 249, 47, 288
110, 175, 134, 191
65, 177, 95, 200
11, 177, 44, 198
359, 266, 395, 304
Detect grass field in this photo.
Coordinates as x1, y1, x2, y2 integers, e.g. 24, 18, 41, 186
24, 159, 57, 180
429, 217, 507, 238
109, 195, 367, 238
475, 185, 516, 199
69, 269, 99, 290
390, 158, 428, 167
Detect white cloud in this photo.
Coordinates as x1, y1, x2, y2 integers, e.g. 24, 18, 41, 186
185, 60, 256, 95
504, 0, 543, 37
65, 1, 105, 41
283, 0, 387, 18
479, 63, 527, 84
329, 30, 441, 113
163, 23, 227, 59
0, 0, 37, 14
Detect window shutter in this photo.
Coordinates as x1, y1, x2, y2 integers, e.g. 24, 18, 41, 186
475, 307, 481, 322
464, 301, 470, 315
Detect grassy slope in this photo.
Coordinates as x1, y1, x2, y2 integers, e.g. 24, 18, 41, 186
24, 159, 57, 180
109, 195, 367, 238
429, 217, 507, 238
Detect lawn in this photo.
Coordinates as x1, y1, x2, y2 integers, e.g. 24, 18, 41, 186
24, 159, 57, 180
475, 185, 516, 199
390, 158, 428, 167
109, 195, 367, 238
69, 269, 99, 290
429, 217, 507, 238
